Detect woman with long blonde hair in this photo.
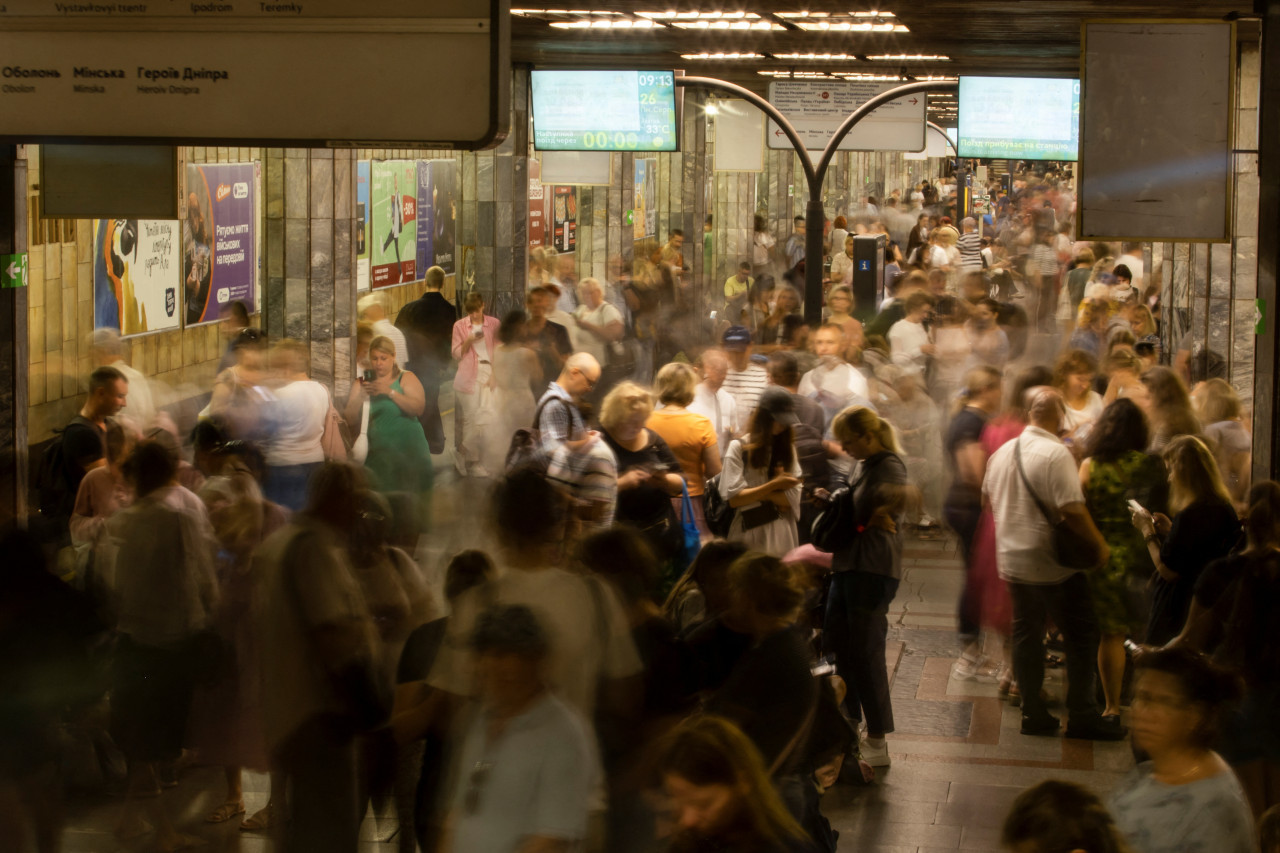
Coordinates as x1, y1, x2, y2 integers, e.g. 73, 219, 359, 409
1131, 435, 1240, 645
821, 406, 910, 770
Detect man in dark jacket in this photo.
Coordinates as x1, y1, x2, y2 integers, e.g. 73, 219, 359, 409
395, 265, 455, 453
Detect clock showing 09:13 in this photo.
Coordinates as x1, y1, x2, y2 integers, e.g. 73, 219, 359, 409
531, 70, 679, 152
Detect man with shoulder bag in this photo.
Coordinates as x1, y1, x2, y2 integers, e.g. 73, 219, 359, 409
982, 386, 1124, 742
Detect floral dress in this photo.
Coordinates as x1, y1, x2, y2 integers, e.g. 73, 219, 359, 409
1084, 450, 1164, 634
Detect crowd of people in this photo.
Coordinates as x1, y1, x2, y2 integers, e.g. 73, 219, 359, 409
2, 172, 1279, 853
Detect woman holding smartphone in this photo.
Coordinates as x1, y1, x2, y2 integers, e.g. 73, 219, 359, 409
719, 387, 803, 556
450, 291, 501, 478
599, 382, 686, 572
357, 335, 434, 524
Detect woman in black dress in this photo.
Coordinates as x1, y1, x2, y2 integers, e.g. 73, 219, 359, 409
1131, 435, 1239, 646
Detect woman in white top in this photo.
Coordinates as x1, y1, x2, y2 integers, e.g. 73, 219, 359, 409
264, 339, 329, 511
828, 234, 855, 287
720, 387, 802, 556
450, 291, 501, 478
570, 277, 624, 379
487, 310, 542, 472
752, 214, 776, 277
1054, 348, 1105, 444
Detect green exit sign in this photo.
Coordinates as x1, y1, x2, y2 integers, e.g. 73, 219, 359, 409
0, 253, 26, 288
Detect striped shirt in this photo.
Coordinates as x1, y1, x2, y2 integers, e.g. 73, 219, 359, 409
722, 364, 769, 432
957, 232, 983, 271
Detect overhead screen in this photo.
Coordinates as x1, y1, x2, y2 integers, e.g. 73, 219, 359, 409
532, 70, 678, 152
958, 76, 1080, 161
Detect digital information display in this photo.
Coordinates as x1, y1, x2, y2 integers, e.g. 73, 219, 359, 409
532, 70, 678, 152
958, 76, 1080, 161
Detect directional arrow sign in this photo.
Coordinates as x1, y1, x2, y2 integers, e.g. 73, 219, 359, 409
767, 80, 927, 152
0, 253, 26, 288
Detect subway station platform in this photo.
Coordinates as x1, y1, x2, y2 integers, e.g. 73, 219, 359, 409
56, 524, 1134, 853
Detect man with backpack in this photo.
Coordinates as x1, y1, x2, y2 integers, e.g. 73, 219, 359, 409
536, 352, 601, 454
37, 366, 128, 544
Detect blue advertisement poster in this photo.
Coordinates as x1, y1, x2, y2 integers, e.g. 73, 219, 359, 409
356, 160, 371, 291
415, 159, 457, 276
184, 162, 258, 323
415, 161, 433, 280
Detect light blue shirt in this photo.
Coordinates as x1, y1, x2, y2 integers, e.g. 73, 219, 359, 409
1109, 762, 1258, 853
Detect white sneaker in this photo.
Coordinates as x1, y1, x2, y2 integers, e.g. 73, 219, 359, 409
860, 738, 891, 767
468, 463, 493, 479
450, 447, 468, 477
952, 656, 1001, 683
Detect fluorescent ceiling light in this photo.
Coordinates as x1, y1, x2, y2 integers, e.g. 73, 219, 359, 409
773, 52, 860, 60
866, 53, 950, 61
682, 51, 766, 59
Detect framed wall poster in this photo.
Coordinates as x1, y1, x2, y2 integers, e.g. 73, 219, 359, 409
370, 160, 418, 287
528, 159, 546, 248
551, 185, 576, 252
634, 157, 657, 240
183, 162, 258, 324
93, 218, 182, 336
356, 160, 371, 291
416, 159, 458, 276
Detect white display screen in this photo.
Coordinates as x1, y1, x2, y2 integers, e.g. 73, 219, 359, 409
531, 70, 678, 152
958, 76, 1080, 161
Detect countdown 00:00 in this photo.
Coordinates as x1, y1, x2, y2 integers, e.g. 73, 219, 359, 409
582, 131, 644, 149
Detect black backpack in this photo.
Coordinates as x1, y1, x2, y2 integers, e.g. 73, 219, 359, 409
505, 396, 576, 476
35, 416, 90, 519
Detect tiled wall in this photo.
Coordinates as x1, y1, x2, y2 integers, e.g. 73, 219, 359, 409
25, 146, 247, 443
22, 67, 956, 444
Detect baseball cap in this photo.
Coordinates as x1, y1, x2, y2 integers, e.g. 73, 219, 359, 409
722, 325, 751, 351
757, 386, 799, 427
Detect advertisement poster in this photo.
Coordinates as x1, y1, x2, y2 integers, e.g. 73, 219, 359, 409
184, 163, 257, 324
416, 159, 457, 277
93, 219, 181, 336
634, 157, 658, 240
370, 160, 418, 288
356, 160, 371, 292
528, 159, 545, 248
552, 185, 576, 252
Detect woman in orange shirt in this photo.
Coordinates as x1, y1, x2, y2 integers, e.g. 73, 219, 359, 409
647, 363, 722, 535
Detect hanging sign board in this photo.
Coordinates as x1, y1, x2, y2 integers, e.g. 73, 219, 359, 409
767, 80, 926, 152
0, 0, 510, 148
713, 100, 765, 172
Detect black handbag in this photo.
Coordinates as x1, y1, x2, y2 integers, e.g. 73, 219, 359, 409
702, 471, 735, 537
810, 486, 855, 553
1013, 438, 1098, 571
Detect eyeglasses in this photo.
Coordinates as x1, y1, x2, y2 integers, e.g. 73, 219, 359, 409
1131, 689, 1191, 713
464, 760, 494, 814
575, 368, 598, 390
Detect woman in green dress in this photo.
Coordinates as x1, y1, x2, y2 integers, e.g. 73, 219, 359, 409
1079, 398, 1166, 719
357, 335, 434, 524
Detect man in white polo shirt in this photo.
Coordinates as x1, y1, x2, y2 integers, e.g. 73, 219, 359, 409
984, 386, 1123, 741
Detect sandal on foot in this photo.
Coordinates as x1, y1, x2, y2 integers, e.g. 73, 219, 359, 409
240, 806, 273, 833
205, 801, 246, 823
